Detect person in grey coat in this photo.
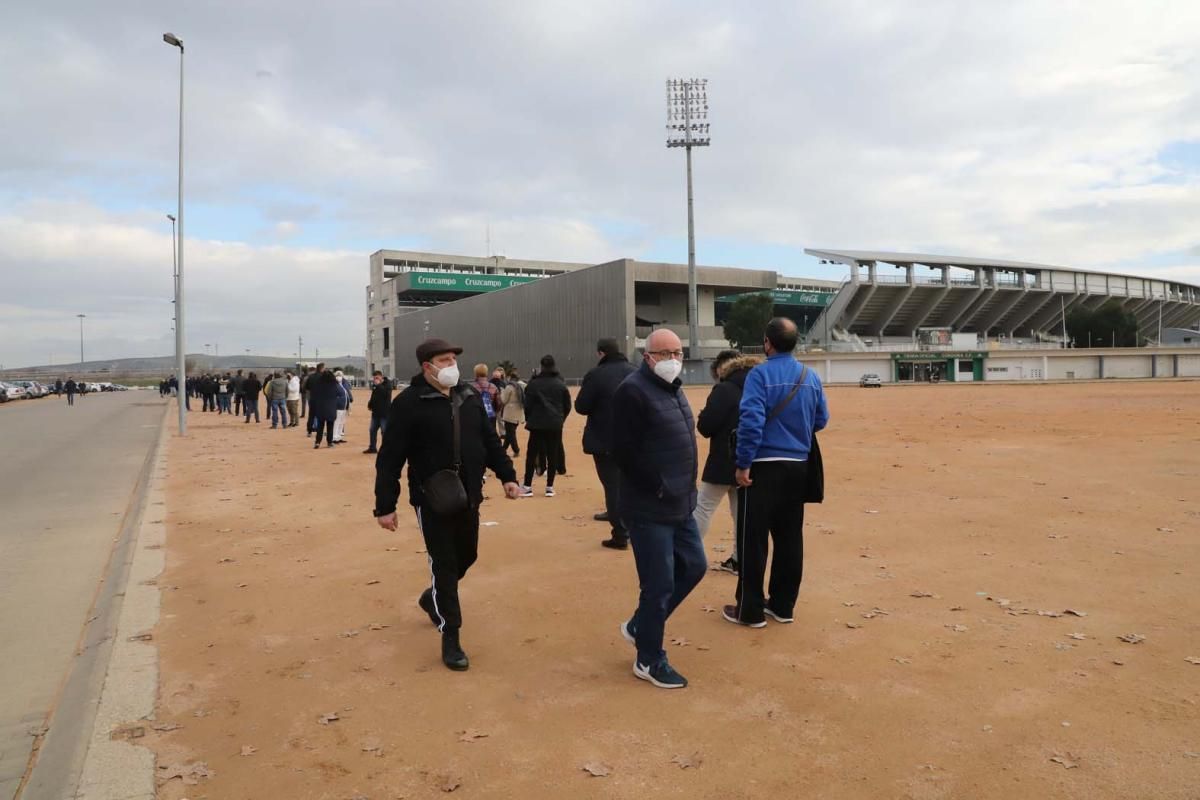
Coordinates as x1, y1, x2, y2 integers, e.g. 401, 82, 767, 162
267, 372, 290, 428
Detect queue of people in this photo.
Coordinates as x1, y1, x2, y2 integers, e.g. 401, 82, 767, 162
373, 319, 829, 688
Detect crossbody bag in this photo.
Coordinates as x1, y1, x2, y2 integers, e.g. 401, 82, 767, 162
729, 364, 824, 503
421, 389, 470, 515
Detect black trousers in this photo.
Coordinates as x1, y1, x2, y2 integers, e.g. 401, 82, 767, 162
523, 429, 562, 487
592, 453, 626, 539
416, 504, 480, 631
503, 422, 521, 455
734, 460, 807, 623
313, 416, 334, 445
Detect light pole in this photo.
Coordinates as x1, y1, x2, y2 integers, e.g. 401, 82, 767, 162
666, 78, 710, 360
76, 314, 86, 367
164, 31, 186, 434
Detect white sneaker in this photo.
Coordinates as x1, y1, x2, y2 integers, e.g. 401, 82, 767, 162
519, 485, 533, 497
545, 487, 556, 497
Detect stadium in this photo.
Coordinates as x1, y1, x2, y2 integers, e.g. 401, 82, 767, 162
366, 248, 1200, 383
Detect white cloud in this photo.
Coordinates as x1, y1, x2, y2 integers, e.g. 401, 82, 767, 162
1, 0, 1199, 366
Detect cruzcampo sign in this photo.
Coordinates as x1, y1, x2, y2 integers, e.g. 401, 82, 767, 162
716, 289, 835, 306
890, 351, 986, 361
405, 271, 540, 293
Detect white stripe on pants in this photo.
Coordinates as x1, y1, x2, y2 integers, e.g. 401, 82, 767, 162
693, 481, 739, 558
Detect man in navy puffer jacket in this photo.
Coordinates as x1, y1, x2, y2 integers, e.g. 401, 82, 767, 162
610, 329, 705, 690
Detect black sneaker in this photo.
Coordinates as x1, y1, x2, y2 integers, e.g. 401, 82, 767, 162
362, 448, 377, 454
620, 618, 638, 646
633, 658, 687, 689
763, 604, 794, 624
593, 511, 610, 522
722, 604, 766, 628
418, 588, 440, 627
601, 536, 629, 550
441, 630, 469, 671
717, 556, 739, 574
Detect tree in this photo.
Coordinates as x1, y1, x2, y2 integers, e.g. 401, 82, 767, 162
723, 293, 775, 349
1066, 300, 1138, 347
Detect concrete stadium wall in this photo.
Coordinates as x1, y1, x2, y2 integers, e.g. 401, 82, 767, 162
1179, 355, 1200, 377
1047, 356, 1100, 380
389, 260, 632, 381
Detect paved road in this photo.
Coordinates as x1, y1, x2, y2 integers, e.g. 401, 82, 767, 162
0, 391, 166, 799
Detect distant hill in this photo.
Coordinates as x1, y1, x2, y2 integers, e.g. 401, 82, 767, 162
2, 354, 367, 378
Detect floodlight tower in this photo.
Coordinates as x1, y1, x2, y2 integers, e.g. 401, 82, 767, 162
666, 78, 710, 359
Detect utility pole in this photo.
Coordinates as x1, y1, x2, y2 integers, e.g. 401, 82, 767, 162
77, 314, 86, 367
298, 335, 303, 363
163, 31, 187, 434
666, 78, 710, 360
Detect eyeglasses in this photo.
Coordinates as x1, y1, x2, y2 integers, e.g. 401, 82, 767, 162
648, 349, 684, 359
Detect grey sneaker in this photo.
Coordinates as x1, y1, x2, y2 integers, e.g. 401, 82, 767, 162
633, 658, 687, 689
763, 605, 794, 623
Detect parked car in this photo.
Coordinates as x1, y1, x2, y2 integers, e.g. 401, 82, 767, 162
14, 380, 47, 398
859, 373, 882, 388
0, 382, 28, 402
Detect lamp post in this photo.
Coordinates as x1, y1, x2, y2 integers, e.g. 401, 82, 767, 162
164, 31, 186, 434
76, 314, 86, 367
666, 78, 710, 360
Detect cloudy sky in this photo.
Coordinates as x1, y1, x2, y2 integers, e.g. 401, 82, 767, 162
2, 1, 1198, 367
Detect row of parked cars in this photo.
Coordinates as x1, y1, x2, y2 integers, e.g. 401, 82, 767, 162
0, 381, 131, 402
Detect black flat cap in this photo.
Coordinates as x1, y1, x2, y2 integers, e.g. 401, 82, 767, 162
415, 337, 463, 365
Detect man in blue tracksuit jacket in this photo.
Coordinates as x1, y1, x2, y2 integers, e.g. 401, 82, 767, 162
725, 317, 829, 628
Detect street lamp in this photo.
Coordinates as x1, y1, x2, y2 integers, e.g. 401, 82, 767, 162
164, 31, 186, 434
77, 314, 86, 367
666, 78, 710, 360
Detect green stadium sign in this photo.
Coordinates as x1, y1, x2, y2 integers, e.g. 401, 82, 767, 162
405, 271, 540, 293
716, 289, 834, 306
890, 351, 986, 361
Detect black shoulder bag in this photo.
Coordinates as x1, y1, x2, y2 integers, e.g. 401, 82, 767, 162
731, 365, 824, 504
421, 390, 470, 515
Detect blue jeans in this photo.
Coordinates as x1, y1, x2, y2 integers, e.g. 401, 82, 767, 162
270, 398, 288, 427
626, 516, 706, 667
244, 398, 259, 422
368, 415, 387, 450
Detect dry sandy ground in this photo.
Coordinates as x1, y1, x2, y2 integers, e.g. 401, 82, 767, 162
149, 382, 1200, 799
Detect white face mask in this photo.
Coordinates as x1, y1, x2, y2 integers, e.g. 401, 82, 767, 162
432, 363, 459, 388
652, 357, 682, 383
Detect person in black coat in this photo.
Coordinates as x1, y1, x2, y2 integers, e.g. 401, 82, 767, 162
374, 338, 520, 671
575, 337, 637, 548
520, 355, 571, 497
694, 351, 762, 574
242, 372, 262, 423
364, 370, 392, 454
309, 369, 340, 447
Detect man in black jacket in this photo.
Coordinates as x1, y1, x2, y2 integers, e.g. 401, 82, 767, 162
519, 355, 571, 497
304, 363, 325, 435
575, 337, 637, 548
363, 370, 392, 454
610, 329, 704, 690
375, 338, 521, 671
694, 351, 762, 574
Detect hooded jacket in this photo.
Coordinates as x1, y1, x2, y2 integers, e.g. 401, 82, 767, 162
574, 353, 636, 454
696, 355, 763, 485
523, 369, 571, 431
374, 373, 517, 515
610, 360, 697, 523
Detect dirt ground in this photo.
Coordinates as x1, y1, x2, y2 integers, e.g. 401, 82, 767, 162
149, 381, 1200, 799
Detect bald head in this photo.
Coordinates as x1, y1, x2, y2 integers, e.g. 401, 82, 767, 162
646, 328, 682, 354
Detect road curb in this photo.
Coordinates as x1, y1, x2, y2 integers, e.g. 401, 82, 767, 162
20, 409, 168, 800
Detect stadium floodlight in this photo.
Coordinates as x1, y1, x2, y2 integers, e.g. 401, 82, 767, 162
666, 78, 710, 360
